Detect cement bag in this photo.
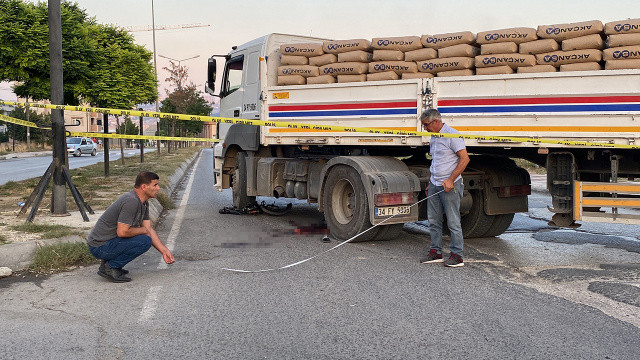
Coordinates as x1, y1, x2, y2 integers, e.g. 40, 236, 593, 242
281, 55, 308, 66
278, 75, 306, 85
319, 62, 368, 75
307, 75, 336, 84
607, 34, 640, 47
371, 36, 422, 51
603, 45, 640, 60
476, 27, 537, 45
517, 65, 557, 73
475, 54, 536, 69
519, 39, 559, 54
323, 39, 371, 54
560, 62, 602, 72
535, 49, 602, 67
368, 61, 418, 75
476, 66, 514, 75
309, 54, 337, 67
280, 43, 324, 57
421, 31, 476, 49
372, 50, 404, 61
438, 44, 480, 58
337, 74, 366, 83
401, 72, 435, 79
605, 59, 640, 70
537, 20, 604, 41
562, 34, 604, 51
404, 48, 438, 61
338, 50, 373, 63
605, 18, 640, 35
277, 65, 320, 77
417, 57, 475, 74
437, 69, 475, 77
367, 71, 399, 81
481, 42, 517, 55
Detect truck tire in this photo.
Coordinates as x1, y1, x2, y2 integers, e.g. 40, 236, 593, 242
460, 190, 495, 238
323, 165, 379, 242
482, 213, 515, 237
232, 152, 255, 209
372, 224, 404, 240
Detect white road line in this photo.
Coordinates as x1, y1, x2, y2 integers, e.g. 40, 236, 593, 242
157, 152, 202, 270
138, 285, 162, 323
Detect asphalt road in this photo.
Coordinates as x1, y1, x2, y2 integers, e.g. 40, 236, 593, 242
0, 148, 156, 185
1, 148, 638, 359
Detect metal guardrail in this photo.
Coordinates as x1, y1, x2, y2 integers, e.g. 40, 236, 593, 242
573, 181, 640, 225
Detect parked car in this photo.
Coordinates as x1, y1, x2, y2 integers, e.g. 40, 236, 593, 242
66, 137, 97, 157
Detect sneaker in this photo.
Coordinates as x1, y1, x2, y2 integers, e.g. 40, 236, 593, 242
444, 253, 464, 267
100, 260, 128, 274
420, 249, 443, 263
98, 263, 132, 283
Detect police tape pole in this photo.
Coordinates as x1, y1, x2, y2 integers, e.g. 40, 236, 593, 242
220, 189, 445, 273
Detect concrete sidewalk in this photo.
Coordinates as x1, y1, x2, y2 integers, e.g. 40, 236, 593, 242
0, 150, 201, 273
0, 150, 51, 160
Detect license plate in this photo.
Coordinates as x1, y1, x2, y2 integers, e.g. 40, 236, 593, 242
375, 206, 410, 217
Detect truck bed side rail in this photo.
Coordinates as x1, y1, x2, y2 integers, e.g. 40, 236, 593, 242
573, 181, 640, 225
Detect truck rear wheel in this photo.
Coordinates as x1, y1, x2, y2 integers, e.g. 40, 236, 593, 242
372, 224, 404, 240
323, 165, 379, 242
232, 152, 255, 209
482, 213, 515, 237
460, 190, 495, 238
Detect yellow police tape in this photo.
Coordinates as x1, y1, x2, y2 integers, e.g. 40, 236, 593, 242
0, 113, 217, 143
2, 101, 638, 149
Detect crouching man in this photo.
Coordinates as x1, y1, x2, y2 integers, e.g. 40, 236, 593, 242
87, 171, 175, 282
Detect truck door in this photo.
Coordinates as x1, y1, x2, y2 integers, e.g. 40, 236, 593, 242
220, 54, 245, 119
242, 50, 261, 120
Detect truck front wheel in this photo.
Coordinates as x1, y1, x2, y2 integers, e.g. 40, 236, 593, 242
323, 165, 379, 242
232, 152, 255, 209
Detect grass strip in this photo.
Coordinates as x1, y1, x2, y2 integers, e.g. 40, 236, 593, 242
29, 242, 98, 274
9, 223, 84, 239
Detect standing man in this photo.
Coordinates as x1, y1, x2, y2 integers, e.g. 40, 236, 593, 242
419, 109, 470, 267
87, 171, 175, 282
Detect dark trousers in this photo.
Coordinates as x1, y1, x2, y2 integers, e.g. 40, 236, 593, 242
89, 235, 152, 269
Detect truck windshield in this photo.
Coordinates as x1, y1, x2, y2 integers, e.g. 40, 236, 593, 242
224, 56, 243, 95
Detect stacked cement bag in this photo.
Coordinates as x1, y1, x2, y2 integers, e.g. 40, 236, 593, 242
313, 39, 372, 83
603, 18, 640, 70
366, 36, 422, 81
420, 32, 477, 77
474, 27, 537, 74
278, 43, 323, 85
533, 21, 604, 72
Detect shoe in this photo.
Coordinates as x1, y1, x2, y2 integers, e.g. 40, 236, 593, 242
98, 263, 132, 283
420, 249, 443, 263
444, 253, 464, 267
100, 260, 128, 274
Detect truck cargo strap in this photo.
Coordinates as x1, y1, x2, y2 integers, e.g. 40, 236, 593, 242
573, 181, 640, 225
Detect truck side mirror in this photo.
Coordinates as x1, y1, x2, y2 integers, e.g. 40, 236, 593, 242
206, 58, 218, 96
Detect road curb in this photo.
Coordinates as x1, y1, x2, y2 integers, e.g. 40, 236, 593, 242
0, 149, 202, 271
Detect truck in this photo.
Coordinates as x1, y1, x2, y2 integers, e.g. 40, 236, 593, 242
205, 33, 640, 241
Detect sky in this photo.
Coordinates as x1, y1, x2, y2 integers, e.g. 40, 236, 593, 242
1, 0, 639, 102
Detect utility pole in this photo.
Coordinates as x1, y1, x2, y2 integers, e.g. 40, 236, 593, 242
139, 108, 144, 163
103, 113, 109, 176
48, 0, 66, 214
151, 0, 161, 155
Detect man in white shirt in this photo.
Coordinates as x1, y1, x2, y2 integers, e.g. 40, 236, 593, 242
419, 109, 470, 267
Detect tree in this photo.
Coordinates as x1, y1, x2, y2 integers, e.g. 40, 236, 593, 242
1, 107, 50, 146
0, 0, 157, 108
159, 62, 212, 150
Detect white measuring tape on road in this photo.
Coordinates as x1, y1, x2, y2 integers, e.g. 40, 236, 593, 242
220, 189, 445, 273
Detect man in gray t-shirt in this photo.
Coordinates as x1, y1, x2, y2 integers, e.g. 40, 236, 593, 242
418, 109, 470, 268
88, 171, 175, 282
